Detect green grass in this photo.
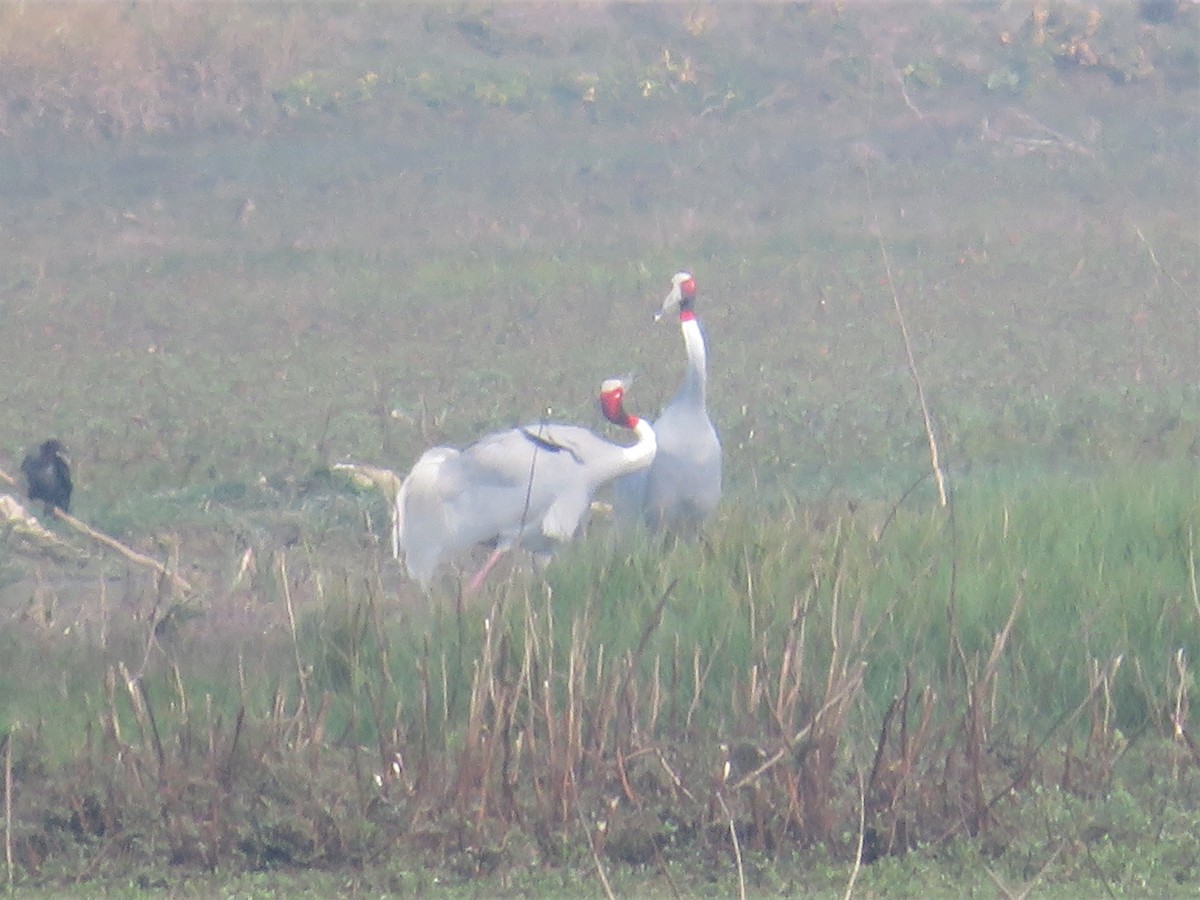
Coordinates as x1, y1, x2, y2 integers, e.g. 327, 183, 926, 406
0, 1, 1197, 894
3, 463, 1198, 892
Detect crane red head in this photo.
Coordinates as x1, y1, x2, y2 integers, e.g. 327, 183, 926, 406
656, 271, 697, 322
599, 378, 638, 429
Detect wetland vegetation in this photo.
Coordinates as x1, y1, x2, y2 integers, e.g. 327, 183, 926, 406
0, 2, 1197, 896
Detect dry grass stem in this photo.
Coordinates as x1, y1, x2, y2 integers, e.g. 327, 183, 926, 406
1188, 525, 1199, 622
860, 65, 947, 507
4, 730, 12, 892
576, 776, 616, 900
843, 765, 866, 900
714, 790, 746, 900
866, 202, 947, 508
281, 553, 311, 724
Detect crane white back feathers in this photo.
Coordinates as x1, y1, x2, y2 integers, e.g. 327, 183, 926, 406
395, 379, 655, 591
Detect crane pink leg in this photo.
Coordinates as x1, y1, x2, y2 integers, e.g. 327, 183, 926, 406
465, 547, 508, 594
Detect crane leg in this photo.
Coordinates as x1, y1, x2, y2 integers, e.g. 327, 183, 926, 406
465, 546, 507, 594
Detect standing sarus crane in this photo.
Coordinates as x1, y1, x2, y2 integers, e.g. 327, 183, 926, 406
614, 272, 722, 531
394, 379, 656, 592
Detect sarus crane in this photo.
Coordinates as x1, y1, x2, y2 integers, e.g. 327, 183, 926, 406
615, 271, 721, 531
394, 378, 656, 592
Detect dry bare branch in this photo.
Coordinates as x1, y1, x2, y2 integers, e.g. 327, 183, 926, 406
50, 507, 192, 592
0, 493, 87, 560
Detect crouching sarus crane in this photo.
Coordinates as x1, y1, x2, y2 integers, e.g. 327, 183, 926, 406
394, 379, 656, 592
615, 272, 721, 531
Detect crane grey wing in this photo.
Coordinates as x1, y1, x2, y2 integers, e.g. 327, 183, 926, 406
396, 412, 653, 589
460, 426, 584, 484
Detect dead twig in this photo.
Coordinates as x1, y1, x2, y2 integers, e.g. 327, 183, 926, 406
728, 662, 865, 792
574, 774, 616, 900
979, 110, 1095, 159
51, 507, 192, 592
984, 840, 1068, 900
714, 790, 746, 900
1132, 223, 1190, 302
0, 494, 86, 560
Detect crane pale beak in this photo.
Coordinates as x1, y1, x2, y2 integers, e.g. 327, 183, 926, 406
655, 282, 682, 322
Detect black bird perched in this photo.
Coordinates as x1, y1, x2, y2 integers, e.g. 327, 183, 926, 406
21, 439, 72, 515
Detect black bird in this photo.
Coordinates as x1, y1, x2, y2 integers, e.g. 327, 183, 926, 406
21, 439, 72, 515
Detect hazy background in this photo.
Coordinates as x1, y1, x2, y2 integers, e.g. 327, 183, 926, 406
0, 1, 1195, 564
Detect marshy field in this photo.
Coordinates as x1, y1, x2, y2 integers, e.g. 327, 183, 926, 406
0, 2, 1198, 896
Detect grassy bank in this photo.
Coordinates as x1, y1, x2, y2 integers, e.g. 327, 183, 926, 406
3, 463, 1197, 893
